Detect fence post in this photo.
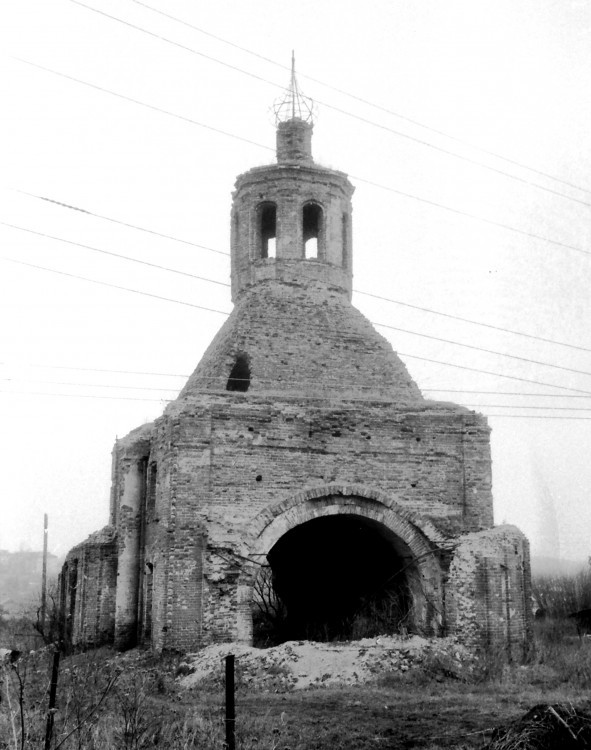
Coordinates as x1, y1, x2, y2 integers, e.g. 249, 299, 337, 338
225, 654, 235, 750
44, 649, 61, 750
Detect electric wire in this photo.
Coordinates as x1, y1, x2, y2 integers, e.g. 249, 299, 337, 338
0, 221, 231, 286
2, 257, 230, 316
2, 387, 591, 418
397, 353, 591, 396
0, 377, 179, 392
5, 364, 188, 377
14, 57, 274, 158
3, 376, 591, 409
10, 189, 591, 355
68, 0, 591, 209
460, 404, 591, 412
423, 390, 591, 398
3, 255, 591, 397
13, 58, 591, 259
355, 290, 591, 355
127, 0, 591, 198
11, 189, 231, 256
349, 172, 591, 259
6, 364, 591, 406
0, 388, 167, 402
373, 321, 591, 379
3, 222, 590, 380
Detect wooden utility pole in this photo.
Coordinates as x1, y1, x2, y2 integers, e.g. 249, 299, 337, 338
41, 513, 48, 636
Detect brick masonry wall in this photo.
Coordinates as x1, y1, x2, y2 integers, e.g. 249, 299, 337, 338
58, 119, 530, 658
59, 388, 501, 653
179, 281, 424, 403
61, 526, 117, 649
446, 525, 533, 661
135, 393, 493, 651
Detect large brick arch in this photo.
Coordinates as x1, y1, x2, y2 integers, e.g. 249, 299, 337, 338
234, 484, 447, 644
242, 483, 447, 558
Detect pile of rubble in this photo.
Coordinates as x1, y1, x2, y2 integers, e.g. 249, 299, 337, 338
178, 635, 473, 691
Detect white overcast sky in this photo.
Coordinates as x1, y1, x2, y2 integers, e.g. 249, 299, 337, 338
1, 0, 590, 562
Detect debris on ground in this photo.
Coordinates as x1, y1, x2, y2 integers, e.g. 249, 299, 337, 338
487, 703, 591, 750
178, 635, 473, 691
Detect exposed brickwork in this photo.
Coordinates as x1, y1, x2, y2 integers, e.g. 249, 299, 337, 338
59, 107, 532, 658
61, 526, 117, 649
446, 526, 533, 661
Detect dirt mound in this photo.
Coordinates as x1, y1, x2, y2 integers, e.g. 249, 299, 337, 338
178, 635, 472, 691
488, 704, 591, 750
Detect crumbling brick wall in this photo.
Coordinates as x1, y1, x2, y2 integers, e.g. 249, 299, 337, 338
59, 526, 117, 650
58, 108, 532, 659
446, 525, 533, 661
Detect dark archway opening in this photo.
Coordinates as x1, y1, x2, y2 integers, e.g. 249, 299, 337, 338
226, 354, 250, 392
253, 515, 413, 646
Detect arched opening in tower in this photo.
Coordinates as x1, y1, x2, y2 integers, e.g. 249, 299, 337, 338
252, 515, 415, 646
226, 354, 251, 392
303, 202, 322, 259
258, 202, 277, 259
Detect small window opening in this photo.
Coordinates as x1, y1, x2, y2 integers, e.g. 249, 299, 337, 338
226, 354, 251, 392
259, 203, 276, 259
303, 203, 322, 259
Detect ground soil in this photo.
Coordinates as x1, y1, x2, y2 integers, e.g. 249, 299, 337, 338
172, 635, 591, 749
182, 679, 590, 749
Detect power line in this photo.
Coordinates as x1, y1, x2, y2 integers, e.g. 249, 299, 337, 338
374, 321, 591, 379
0, 377, 179, 392
12, 189, 231, 256
350, 173, 591, 259
2, 363, 188, 377
12, 190, 590, 355
3, 387, 591, 418
0, 388, 167, 402
356, 290, 591, 355
3, 377, 591, 410
14, 59, 591, 259
72, 0, 591, 210
4, 255, 591, 397
483, 415, 591, 421
5, 363, 591, 400
398, 353, 591, 396
128, 0, 591, 199
2, 257, 230, 316
0, 221, 231, 286
461, 404, 591, 412
4, 231, 589, 382
423, 389, 591, 398
14, 57, 274, 157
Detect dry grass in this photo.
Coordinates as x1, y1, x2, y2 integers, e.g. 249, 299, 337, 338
2, 619, 591, 749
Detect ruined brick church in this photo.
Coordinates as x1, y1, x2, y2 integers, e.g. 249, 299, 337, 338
60, 73, 532, 660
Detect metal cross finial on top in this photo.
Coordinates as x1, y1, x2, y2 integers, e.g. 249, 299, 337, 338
273, 51, 315, 124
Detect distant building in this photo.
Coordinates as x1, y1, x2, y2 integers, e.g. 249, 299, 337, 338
60, 70, 532, 659
0, 549, 60, 616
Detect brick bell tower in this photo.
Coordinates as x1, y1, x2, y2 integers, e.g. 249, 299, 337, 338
59, 58, 532, 660
230, 62, 353, 301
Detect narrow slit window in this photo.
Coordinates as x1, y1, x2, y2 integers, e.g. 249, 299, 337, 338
259, 203, 277, 259
303, 203, 322, 259
147, 463, 157, 519
226, 354, 251, 392
342, 212, 349, 269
